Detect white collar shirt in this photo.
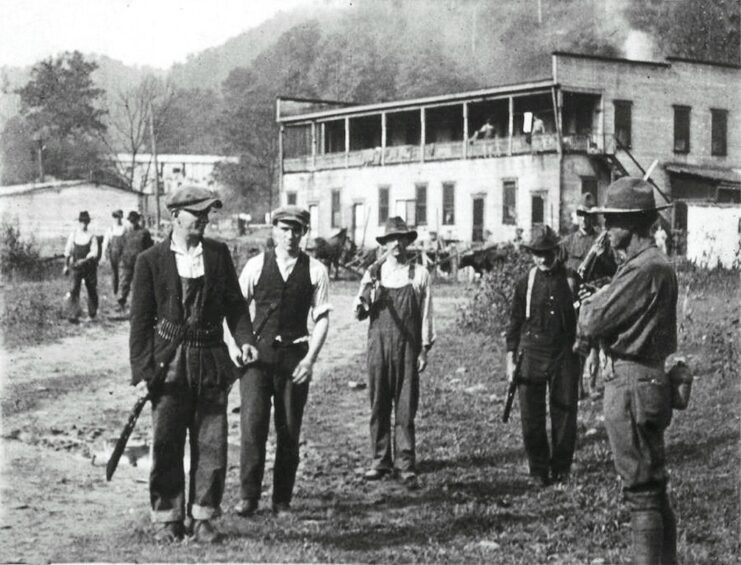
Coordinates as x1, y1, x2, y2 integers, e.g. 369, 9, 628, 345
170, 238, 204, 279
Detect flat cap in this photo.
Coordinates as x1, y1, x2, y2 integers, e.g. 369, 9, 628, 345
272, 205, 310, 228
166, 185, 222, 212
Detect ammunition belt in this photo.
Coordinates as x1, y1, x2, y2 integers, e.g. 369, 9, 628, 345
157, 317, 223, 348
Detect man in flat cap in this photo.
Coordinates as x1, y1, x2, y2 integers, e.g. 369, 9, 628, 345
506, 224, 579, 487
63, 210, 100, 322
101, 209, 126, 297
129, 185, 258, 543
229, 204, 331, 518
117, 210, 153, 312
578, 177, 678, 564
354, 217, 435, 490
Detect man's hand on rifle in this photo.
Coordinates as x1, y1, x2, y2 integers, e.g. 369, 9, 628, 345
577, 282, 597, 302
239, 344, 259, 367
134, 380, 149, 396
417, 349, 428, 373
506, 351, 517, 384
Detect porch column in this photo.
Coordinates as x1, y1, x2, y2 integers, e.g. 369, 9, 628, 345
508, 96, 514, 156
311, 122, 317, 170
463, 102, 469, 159
381, 112, 387, 166
551, 86, 563, 155
420, 107, 426, 163
345, 116, 350, 168
278, 125, 284, 193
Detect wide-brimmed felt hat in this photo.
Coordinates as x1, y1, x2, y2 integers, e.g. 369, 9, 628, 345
78, 210, 91, 223
587, 177, 672, 214
376, 216, 417, 245
166, 185, 222, 212
112, 209, 123, 219
576, 193, 596, 216
127, 210, 141, 222
272, 205, 310, 229
522, 224, 560, 252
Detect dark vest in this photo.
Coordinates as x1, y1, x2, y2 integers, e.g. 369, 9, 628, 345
253, 251, 313, 347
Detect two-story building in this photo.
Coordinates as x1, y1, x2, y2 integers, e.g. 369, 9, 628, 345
277, 51, 740, 249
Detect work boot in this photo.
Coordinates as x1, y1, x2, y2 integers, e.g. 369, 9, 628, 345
193, 519, 222, 544
235, 498, 259, 517
661, 493, 678, 565
272, 502, 292, 518
153, 521, 184, 543
631, 510, 663, 565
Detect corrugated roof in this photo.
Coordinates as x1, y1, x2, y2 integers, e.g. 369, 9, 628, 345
665, 163, 741, 184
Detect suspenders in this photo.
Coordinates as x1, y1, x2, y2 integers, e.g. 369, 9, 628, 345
525, 267, 537, 320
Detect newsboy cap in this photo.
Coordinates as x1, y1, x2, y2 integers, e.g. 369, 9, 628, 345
78, 210, 91, 222
165, 185, 222, 212
522, 224, 561, 252
272, 205, 310, 229
112, 209, 123, 219
376, 216, 417, 245
587, 177, 672, 214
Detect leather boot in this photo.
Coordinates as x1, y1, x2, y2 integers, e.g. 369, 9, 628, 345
631, 510, 664, 565
660, 493, 678, 565
193, 519, 222, 544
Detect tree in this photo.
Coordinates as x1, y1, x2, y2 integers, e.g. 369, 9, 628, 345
0, 116, 36, 185
17, 51, 108, 180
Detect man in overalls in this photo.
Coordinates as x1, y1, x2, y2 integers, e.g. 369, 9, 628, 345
355, 217, 435, 489
579, 177, 677, 564
118, 210, 153, 311
231, 205, 331, 518
506, 225, 579, 487
63, 210, 100, 322
129, 185, 258, 543
102, 209, 126, 296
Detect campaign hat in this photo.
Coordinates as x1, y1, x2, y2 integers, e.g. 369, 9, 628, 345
587, 177, 672, 214
376, 216, 417, 245
112, 209, 123, 219
522, 224, 561, 252
165, 185, 222, 212
575, 192, 596, 216
272, 205, 310, 229
78, 210, 91, 223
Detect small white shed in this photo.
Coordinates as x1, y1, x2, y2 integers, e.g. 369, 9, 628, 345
685, 202, 741, 268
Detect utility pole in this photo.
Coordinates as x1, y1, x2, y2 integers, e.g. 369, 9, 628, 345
36, 137, 44, 182
149, 102, 161, 233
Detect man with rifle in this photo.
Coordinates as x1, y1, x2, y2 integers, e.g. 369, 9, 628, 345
505, 225, 579, 487
128, 185, 258, 543
578, 177, 678, 564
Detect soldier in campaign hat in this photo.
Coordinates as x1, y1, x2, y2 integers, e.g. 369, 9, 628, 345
63, 210, 100, 322
128, 185, 258, 543
354, 216, 435, 489
228, 204, 331, 518
578, 177, 678, 564
506, 224, 579, 487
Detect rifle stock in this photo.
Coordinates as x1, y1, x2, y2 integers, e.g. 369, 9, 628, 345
106, 392, 151, 481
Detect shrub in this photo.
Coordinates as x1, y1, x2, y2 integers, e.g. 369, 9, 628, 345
0, 223, 41, 278
457, 244, 532, 335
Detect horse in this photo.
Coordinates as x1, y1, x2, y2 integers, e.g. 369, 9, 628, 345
313, 228, 356, 279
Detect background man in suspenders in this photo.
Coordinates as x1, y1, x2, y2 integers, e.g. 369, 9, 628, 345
63, 210, 99, 322
506, 225, 579, 487
354, 217, 435, 490
101, 209, 126, 297
230, 205, 331, 518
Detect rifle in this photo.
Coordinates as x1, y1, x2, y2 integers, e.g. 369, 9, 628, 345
502, 351, 523, 423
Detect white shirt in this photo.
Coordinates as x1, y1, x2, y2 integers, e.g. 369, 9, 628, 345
354, 260, 436, 349
64, 228, 99, 259
170, 238, 204, 278
101, 223, 127, 253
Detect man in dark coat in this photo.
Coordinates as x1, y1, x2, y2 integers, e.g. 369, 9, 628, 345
506, 225, 579, 487
118, 210, 153, 311
230, 205, 331, 518
129, 185, 258, 543
578, 178, 678, 564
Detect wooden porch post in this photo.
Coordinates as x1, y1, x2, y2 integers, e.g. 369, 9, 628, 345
508, 96, 514, 156
551, 86, 563, 155
420, 107, 426, 162
463, 102, 469, 159
311, 122, 317, 170
344, 117, 350, 168
381, 112, 387, 166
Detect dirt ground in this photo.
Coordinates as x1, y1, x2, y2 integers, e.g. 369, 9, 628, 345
0, 279, 738, 564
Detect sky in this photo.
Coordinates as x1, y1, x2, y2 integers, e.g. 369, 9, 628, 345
0, 0, 317, 69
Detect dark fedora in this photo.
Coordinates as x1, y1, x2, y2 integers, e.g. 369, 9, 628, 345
522, 224, 560, 252
575, 192, 596, 216
166, 185, 222, 212
112, 209, 123, 219
376, 216, 417, 245
272, 205, 310, 229
127, 210, 141, 222
78, 210, 91, 223
587, 177, 672, 214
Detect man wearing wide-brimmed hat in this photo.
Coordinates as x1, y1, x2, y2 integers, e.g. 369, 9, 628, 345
129, 185, 258, 543
116, 210, 153, 312
354, 216, 435, 490
63, 210, 100, 322
506, 224, 579, 487
229, 205, 331, 518
578, 177, 678, 564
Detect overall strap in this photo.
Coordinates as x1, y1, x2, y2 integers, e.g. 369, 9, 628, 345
525, 267, 537, 320
408, 261, 416, 282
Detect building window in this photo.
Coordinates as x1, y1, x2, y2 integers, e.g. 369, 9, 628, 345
286, 191, 297, 205
378, 186, 389, 225
673, 105, 691, 154
581, 177, 597, 201
711, 109, 728, 157
614, 100, 632, 148
442, 182, 455, 225
503, 180, 517, 225
415, 183, 427, 225
331, 189, 341, 228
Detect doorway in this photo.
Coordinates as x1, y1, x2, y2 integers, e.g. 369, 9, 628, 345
472, 197, 485, 242
531, 195, 545, 225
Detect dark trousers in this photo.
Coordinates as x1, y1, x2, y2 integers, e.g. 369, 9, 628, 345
239, 343, 309, 505
118, 264, 135, 306
110, 258, 120, 296
150, 349, 228, 522
68, 264, 98, 319
518, 350, 578, 478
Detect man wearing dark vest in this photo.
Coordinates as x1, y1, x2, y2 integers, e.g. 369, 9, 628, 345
230, 205, 331, 517
63, 210, 100, 322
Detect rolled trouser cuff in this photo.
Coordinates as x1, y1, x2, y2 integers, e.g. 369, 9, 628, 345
191, 504, 219, 520
151, 508, 183, 523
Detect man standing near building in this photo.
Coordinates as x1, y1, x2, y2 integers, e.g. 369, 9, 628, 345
118, 210, 153, 312
231, 206, 331, 518
355, 217, 435, 490
101, 209, 126, 296
129, 185, 258, 543
506, 225, 579, 487
63, 210, 99, 323
578, 177, 678, 564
